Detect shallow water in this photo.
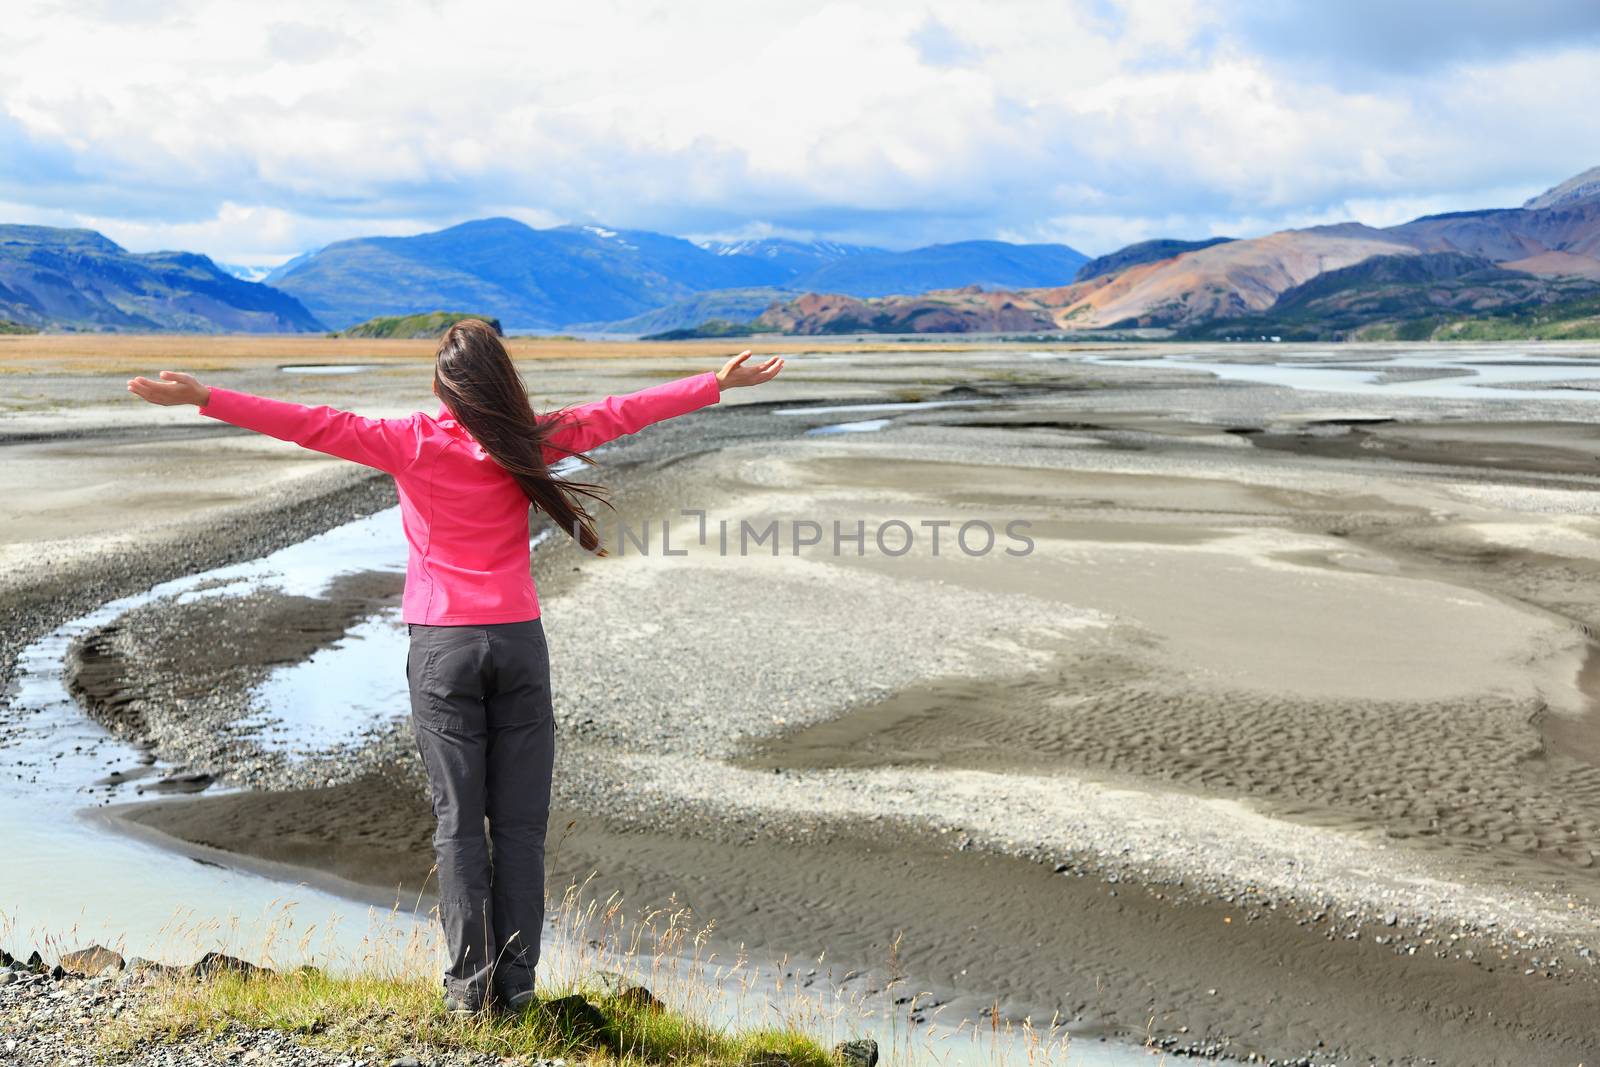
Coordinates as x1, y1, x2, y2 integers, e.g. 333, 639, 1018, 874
0, 509, 421, 963
279, 363, 384, 375
808, 418, 893, 436
1080, 347, 1600, 400
0, 501, 1151, 1065
241, 612, 411, 756
777, 399, 985, 416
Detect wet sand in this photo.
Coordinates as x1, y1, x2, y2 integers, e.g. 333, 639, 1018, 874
8, 338, 1600, 1064
114, 777, 1600, 1067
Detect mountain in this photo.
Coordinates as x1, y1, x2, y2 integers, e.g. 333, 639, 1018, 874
794, 240, 1087, 296
754, 166, 1600, 337
1387, 202, 1600, 263
268, 218, 763, 331
1074, 237, 1235, 282
1048, 224, 1420, 328
270, 219, 1089, 330
218, 262, 273, 283
1523, 166, 1600, 211
569, 287, 798, 335
1179, 253, 1600, 340
698, 238, 881, 281
0, 225, 324, 333
754, 286, 1059, 335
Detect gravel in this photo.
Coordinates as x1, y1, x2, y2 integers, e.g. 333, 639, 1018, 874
0, 956, 558, 1067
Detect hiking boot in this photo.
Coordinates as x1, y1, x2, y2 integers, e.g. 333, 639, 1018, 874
503, 987, 538, 1012
443, 990, 482, 1017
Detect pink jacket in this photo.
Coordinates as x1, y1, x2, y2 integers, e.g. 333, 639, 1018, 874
200, 371, 722, 624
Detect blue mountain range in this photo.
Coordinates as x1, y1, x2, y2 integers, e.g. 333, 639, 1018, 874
267, 219, 1089, 331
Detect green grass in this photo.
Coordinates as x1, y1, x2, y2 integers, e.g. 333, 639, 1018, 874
87, 886, 894, 1067
338, 311, 504, 339
59, 881, 1080, 1067
1431, 300, 1600, 340
0, 318, 39, 334
107, 967, 835, 1066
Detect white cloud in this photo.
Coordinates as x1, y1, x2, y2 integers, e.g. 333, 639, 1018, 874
0, 0, 1596, 262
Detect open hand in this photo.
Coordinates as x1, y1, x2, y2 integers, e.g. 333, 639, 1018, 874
715, 350, 784, 391
127, 370, 211, 407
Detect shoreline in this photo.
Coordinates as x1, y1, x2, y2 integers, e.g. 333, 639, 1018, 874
11, 344, 1600, 1063
103, 768, 1600, 1065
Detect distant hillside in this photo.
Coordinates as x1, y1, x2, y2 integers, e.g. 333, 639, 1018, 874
338, 311, 502, 339
1, 318, 38, 334
1427, 293, 1600, 341
571, 287, 798, 335
754, 286, 1059, 335
1178, 253, 1600, 340
1524, 166, 1600, 211
642, 318, 782, 341
755, 165, 1600, 337
0, 225, 323, 333
755, 225, 1415, 334
1073, 237, 1235, 282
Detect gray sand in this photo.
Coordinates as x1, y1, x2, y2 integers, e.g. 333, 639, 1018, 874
10, 339, 1600, 1063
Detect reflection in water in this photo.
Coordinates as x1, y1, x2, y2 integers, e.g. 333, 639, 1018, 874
0, 509, 422, 962
1081, 349, 1600, 400
808, 418, 892, 436
279, 364, 383, 375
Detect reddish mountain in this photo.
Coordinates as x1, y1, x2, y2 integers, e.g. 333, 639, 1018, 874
754, 168, 1600, 335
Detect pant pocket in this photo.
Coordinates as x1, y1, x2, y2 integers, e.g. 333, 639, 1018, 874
409, 630, 486, 734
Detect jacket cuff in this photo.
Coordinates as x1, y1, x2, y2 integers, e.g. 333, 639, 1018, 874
198, 386, 237, 420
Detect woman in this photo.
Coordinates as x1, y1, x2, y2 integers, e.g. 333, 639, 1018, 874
127, 320, 784, 1014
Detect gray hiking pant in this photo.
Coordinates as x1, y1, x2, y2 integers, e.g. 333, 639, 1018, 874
406, 619, 554, 1004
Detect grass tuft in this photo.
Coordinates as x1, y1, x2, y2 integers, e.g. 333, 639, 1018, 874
106, 966, 836, 1066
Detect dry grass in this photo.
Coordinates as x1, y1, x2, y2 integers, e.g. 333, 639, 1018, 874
0, 333, 1078, 376
110, 967, 834, 1066
87, 881, 1084, 1067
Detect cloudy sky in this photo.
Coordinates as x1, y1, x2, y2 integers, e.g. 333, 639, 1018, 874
3, 0, 1599, 266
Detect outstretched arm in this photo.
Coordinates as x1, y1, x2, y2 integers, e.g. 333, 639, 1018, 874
128, 370, 424, 475
540, 350, 783, 463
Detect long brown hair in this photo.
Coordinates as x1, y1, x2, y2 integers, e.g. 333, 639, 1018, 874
434, 319, 608, 553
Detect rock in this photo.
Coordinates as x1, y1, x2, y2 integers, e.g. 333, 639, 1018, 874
144, 771, 215, 795
123, 957, 179, 982
60, 946, 125, 977
49, 964, 65, 980
833, 1039, 879, 1067
25, 951, 45, 974
187, 952, 265, 979
614, 984, 664, 1012
386, 1058, 425, 1067
590, 970, 632, 997
590, 971, 663, 1012
0, 972, 16, 986
0, 948, 12, 968
537, 994, 610, 1047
